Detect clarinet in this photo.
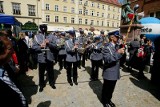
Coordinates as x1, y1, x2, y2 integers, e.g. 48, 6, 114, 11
73, 37, 78, 60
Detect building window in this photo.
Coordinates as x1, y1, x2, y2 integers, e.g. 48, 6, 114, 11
102, 21, 104, 26
28, 5, 35, 16
46, 4, 49, 10
113, 14, 115, 19
71, 7, 75, 13
97, 3, 100, 8
97, 12, 99, 17
12, 3, 21, 15
108, 6, 110, 11
107, 22, 109, 27
118, 8, 121, 13
91, 2, 94, 7
71, 17, 74, 23
79, 18, 82, 24
97, 21, 99, 26
91, 20, 94, 25
55, 16, 59, 22
102, 13, 104, 17
63, 17, 67, 23
46, 15, 50, 22
85, 10, 88, 15
55, 5, 59, 11
117, 15, 119, 20
112, 22, 114, 27
156, 11, 160, 19
79, 9, 82, 14
144, 0, 151, 3
102, 5, 105, 9
71, 0, 75, 3
85, 19, 88, 25
150, 13, 154, 17
117, 23, 119, 27
0, 1, 4, 13
113, 7, 115, 11
63, 6, 67, 12
79, 0, 82, 5
63, 0, 67, 2
108, 14, 110, 18
91, 11, 94, 16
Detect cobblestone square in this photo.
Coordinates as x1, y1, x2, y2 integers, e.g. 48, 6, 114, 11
18, 61, 160, 107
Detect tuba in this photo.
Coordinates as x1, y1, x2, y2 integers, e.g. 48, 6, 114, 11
77, 35, 87, 54
77, 42, 86, 54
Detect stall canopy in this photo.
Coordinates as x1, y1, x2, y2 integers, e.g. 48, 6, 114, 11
0, 14, 21, 25
21, 21, 38, 31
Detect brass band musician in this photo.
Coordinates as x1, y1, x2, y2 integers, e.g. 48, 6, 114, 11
56, 32, 67, 70
65, 30, 80, 86
89, 36, 103, 81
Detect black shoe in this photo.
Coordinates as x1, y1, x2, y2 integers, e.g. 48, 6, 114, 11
82, 65, 85, 68
39, 87, 43, 92
103, 104, 110, 107
137, 74, 146, 79
69, 82, 73, 86
74, 81, 78, 85
108, 101, 116, 107
51, 85, 56, 89
59, 67, 63, 71
90, 78, 98, 81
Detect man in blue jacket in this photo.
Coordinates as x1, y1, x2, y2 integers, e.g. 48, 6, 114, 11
65, 30, 80, 86
101, 30, 125, 107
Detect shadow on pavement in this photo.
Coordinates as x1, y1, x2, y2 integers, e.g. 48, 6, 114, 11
129, 77, 160, 101
85, 66, 103, 104
85, 66, 91, 75
44, 69, 61, 85
37, 100, 51, 107
54, 69, 61, 83
89, 81, 103, 103
17, 74, 38, 104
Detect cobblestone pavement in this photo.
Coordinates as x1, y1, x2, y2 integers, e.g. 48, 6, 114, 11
18, 60, 160, 107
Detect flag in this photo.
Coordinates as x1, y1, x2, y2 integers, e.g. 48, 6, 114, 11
128, 13, 134, 19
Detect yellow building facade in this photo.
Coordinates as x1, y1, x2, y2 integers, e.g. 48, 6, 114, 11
42, 0, 121, 32
0, 0, 42, 25
0, 0, 121, 32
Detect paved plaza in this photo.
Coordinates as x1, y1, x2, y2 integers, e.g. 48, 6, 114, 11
18, 60, 160, 107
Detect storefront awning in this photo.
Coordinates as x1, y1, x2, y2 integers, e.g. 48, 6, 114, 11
47, 26, 74, 32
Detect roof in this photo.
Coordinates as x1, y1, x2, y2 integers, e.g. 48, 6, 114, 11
100, 0, 121, 6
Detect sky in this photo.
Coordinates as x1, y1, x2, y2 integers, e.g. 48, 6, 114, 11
118, 0, 128, 4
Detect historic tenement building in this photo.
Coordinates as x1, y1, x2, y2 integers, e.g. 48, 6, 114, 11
0, 0, 42, 25
0, 0, 121, 32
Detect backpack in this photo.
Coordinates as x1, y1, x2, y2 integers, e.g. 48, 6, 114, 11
136, 46, 146, 58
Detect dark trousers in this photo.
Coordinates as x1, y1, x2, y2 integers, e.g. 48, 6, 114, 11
38, 61, 54, 87
66, 61, 78, 82
91, 60, 101, 79
78, 53, 86, 67
102, 79, 117, 104
58, 54, 66, 69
